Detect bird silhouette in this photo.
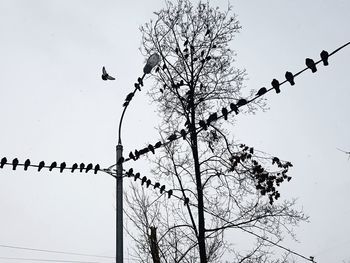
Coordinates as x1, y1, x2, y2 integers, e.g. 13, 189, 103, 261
38, 161, 45, 171
148, 144, 155, 154
206, 112, 218, 125
79, 163, 85, 172
305, 58, 317, 73
256, 87, 267, 96
134, 172, 140, 181
12, 158, 19, 170
125, 92, 134, 102
137, 77, 144, 87
123, 101, 129, 107
271, 79, 280, 94
154, 182, 160, 189
160, 185, 166, 194
167, 134, 177, 141
162, 64, 167, 70
59, 162, 66, 173
85, 163, 93, 173
320, 50, 329, 66
146, 179, 151, 188
221, 107, 228, 120
141, 176, 147, 186
167, 190, 173, 198
285, 71, 295, 85
71, 163, 78, 172
49, 161, 57, 171
139, 147, 149, 155
134, 83, 141, 91
184, 197, 189, 205
180, 129, 187, 139
94, 164, 100, 174
1, 157, 7, 168
126, 168, 133, 177
237, 98, 248, 107
102, 66, 115, 80
230, 103, 239, 114
134, 150, 140, 160
23, 159, 31, 170
154, 141, 162, 148
129, 151, 136, 161
199, 120, 208, 130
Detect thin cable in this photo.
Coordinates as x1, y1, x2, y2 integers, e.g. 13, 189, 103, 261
0, 257, 100, 263
0, 244, 114, 259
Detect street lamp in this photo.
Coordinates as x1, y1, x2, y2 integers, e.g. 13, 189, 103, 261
116, 53, 160, 263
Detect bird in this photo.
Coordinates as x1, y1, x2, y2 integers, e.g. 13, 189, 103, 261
256, 87, 267, 96
134, 83, 141, 91
167, 190, 173, 198
271, 79, 280, 94
126, 168, 133, 177
139, 147, 149, 155
49, 161, 57, 171
125, 92, 134, 102
320, 50, 329, 66
79, 163, 85, 172
24, 159, 31, 170
38, 161, 45, 172
154, 182, 160, 189
59, 162, 66, 173
134, 172, 140, 181
199, 120, 208, 130
101, 66, 115, 80
71, 163, 78, 173
160, 185, 166, 194
184, 197, 189, 205
134, 150, 140, 160
0, 157, 7, 168
230, 103, 239, 114
206, 112, 218, 125
205, 29, 211, 36
154, 141, 162, 148
236, 98, 248, 107
180, 129, 187, 139
129, 151, 136, 161
221, 107, 228, 120
141, 176, 147, 186
85, 163, 93, 173
146, 179, 151, 188
305, 58, 317, 73
148, 144, 155, 154
94, 164, 100, 174
12, 158, 19, 170
137, 77, 144, 87
167, 134, 177, 141
285, 71, 295, 85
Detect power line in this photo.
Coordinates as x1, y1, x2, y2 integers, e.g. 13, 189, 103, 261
0, 244, 114, 259
114, 41, 350, 167
0, 257, 101, 263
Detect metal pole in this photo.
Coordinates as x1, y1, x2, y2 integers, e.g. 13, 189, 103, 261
116, 143, 123, 262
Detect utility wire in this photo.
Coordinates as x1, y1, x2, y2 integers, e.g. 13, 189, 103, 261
0, 244, 114, 259
0, 257, 101, 263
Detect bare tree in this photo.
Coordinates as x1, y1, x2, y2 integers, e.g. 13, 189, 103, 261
125, 0, 308, 262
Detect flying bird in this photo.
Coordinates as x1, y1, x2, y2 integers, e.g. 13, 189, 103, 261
12, 158, 19, 170
256, 87, 267, 96
285, 71, 295, 85
305, 58, 317, 73
1, 157, 7, 168
271, 79, 280, 94
101, 66, 115, 80
320, 50, 329, 66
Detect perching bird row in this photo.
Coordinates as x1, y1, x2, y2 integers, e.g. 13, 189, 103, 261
116, 45, 344, 166
0, 157, 101, 174
124, 167, 190, 205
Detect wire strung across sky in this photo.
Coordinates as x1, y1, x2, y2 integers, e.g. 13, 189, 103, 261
116, 41, 350, 167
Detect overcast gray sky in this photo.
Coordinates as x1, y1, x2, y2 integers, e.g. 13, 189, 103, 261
0, 1, 349, 262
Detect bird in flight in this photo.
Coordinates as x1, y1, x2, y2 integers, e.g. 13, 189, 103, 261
102, 66, 115, 80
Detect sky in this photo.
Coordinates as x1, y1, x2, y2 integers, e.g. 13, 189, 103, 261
0, 0, 349, 262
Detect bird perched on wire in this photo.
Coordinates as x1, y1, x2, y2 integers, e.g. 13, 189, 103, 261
320, 50, 329, 66
101, 66, 115, 80
305, 58, 317, 73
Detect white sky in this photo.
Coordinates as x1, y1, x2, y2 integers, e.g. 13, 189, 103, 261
0, 0, 349, 262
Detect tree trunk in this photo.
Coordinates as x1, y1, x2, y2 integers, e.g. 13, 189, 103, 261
149, 226, 161, 263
